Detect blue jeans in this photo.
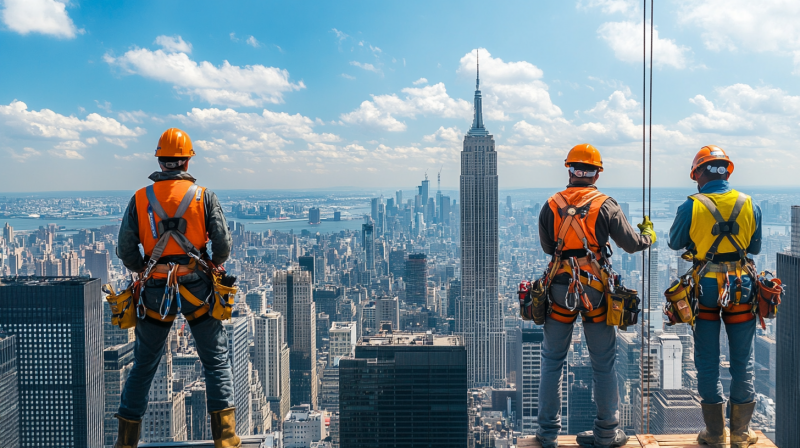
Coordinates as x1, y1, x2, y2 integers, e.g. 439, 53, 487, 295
693, 274, 756, 405
537, 284, 619, 444
117, 274, 235, 420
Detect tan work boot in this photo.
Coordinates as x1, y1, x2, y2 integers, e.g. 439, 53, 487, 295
113, 414, 141, 448
210, 407, 242, 448
730, 401, 759, 448
697, 402, 729, 448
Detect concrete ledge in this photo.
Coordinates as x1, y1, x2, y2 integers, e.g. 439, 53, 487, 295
517, 431, 775, 447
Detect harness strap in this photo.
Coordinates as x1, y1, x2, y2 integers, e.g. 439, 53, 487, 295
692, 192, 748, 261
581, 303, 608, 323
721, 303, 756, 324
549, 302, 580, 324
144, 184, 202, 272
556, 263, 605, 292
697, 304, 721, 321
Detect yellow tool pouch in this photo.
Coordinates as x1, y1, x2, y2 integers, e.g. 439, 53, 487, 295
103, 283, 138, 329
519, 278, 548, 325
606, 285, 640, 330
664, 275, 696, 325
210, 274, 237, 320
605, 291, 624, 327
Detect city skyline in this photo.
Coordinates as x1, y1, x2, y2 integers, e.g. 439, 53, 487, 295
2, 2, 800, 191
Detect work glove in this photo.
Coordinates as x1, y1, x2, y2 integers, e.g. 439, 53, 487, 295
637, 216, 657, 243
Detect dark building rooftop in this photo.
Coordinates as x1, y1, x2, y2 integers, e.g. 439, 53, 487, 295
140, 435, 280, 447
0, 275, 96, 286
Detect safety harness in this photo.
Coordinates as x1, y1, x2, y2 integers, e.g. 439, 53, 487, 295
689, 192, 756, 325
138, 184, 211, 324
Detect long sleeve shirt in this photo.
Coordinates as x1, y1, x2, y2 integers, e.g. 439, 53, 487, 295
117, 171, 232, 272
668, 179, 762, 255
538, 184, 653, 257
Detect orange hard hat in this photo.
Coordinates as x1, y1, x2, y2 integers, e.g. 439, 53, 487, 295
155, 128, 195, 158
690, 145, 734, 180
565, 143, 603, 171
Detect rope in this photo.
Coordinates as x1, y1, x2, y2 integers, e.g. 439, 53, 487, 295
646, 0, 654, 435
640, 0, 647, 435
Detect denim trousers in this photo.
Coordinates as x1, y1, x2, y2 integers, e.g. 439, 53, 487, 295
693, 274, 756, 405
537, 284, 619, 444
117, 273, 235, 420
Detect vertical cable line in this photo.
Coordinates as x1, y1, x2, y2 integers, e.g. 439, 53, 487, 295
639, 0, 647, 435
646, 0, 654, 435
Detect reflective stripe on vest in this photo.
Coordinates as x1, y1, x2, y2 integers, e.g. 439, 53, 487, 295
688, 189, 756, 261
135, 180, 208, 259
547, 187, 609, 258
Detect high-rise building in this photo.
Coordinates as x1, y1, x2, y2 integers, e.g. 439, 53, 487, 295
319, 358, 341, 412
0, 333, 19, 448
225, 315, 252, 436
299, 255, 315, 283
388, 249, 406, 279
284, 404, 326, 448
184, 381, 210, 441
273, 270, 318, 408
85, 248, 111, 285
616, 331, 640, 433
457, 54, 506, 388
405, 253, 427, 307
329, 322, 357, 360
375, 295, 399, 330
3, 222, 13, 245
254, 312, 291, 421
776, 205, 800, 447
568, 360, 596, 434
339, 333, 467, 448
0, 277, 103, 448
395, 190, 403, 209
246, 290, 266, 315
517, 327, 542, 435
313, 286, 343, 322
308, 207, 321, 225
371, 198, 379, 222
104, 342, 134, 447
447, 279, 461, 319
649, 390, 704, 435
142, 332, 187, 443
362, 223, 375, 275
660, 334, 683, 390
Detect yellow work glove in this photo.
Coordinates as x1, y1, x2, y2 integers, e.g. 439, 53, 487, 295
637, 216, 657, 243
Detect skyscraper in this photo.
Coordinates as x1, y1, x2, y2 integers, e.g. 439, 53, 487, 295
273, 270, 318, 408
776, 205, 800, 447
339, 333, 467, 448
254, 312, 291, 421
141, 332, 187, 443
104, 342, 134, 447
457, 52, 506, 388
362, 223, 375, 275
0, 333, 19, 448
405, 253, 427, 307
0, 277, 103, 448
225, 315, 252, 436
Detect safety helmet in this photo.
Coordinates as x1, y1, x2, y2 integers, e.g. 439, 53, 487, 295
155, 128, 195, 158
564, 143, 603, 172
690, 145, 734, 180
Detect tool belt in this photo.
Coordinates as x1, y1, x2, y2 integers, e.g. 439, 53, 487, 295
664, 274, 697, 327
103, 282, 139, 330
548, 301, 607, 325
696, 302, 756, 324
519, 278, 548, 325
755, 271, 783, 329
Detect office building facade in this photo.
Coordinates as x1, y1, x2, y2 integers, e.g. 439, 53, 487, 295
404, 253, 427, 307
776, 205, 800, 447
104, 342, 134, 447
225, 315, 252, 436
0, 333, 20, 448
0, 277, 103, 448
254, 312, 291, 421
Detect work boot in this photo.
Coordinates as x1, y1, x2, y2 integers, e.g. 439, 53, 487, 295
535, 433, 558, 448
210, 407, 242, 448
729, 401, 759, 448
577, 429, 628, 447
697, 402, 729, 448
113, 414, 141, 448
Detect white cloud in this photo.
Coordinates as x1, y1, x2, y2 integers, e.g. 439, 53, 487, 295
676, 0, 800, 73
105, 44, 305, 107
85, 137, 98, 144
229, 32, 239, 42
9, 147, 40, 162
54, 140, 87, 150
114, 153, 149, 161
155, 35, 192, 54
340, 83, 471, 132
369, 45, 382, 54
350, 61, 382, 76
0, 100, 145, 140
423, 126, 462, 143
577, 0, 639, 16
246, 36, 260, 48
117, 110, 148, 124
457, 49, 562, 122
341, 73, 356, 80
1, 0, 81, 38
413, 78, 428, 85
331, 28, 348, 43
49, 149, 84, 159
597, 21, 689, 69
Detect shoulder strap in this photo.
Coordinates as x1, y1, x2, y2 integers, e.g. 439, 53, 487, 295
692, 193, 748, 261
144, 184, 202, 271
691, 193, 726, 224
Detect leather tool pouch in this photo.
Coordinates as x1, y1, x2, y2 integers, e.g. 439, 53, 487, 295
519, 278, 548, 325
103, 282, 139, 329
756, 273, 783, 329
210, 272, 237, 320
664, 275, 696, 325
609, 285, 640, 330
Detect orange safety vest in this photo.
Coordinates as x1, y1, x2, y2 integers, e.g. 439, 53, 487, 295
546, 187, 609, 261
134, 179, 208, 261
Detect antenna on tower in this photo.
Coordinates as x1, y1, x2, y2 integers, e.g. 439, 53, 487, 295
476, 49, 480, 89
437, 166, 442, 193
425, 170, 428, 181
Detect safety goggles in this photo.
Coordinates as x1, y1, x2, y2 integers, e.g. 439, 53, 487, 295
706, 165, 728, 175
569, 166, 598, 178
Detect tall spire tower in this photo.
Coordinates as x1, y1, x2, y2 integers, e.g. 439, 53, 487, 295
457, 49, 506, 388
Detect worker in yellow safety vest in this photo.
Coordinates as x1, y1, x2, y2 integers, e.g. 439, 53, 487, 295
668, 146, 761, 448
536, 144, 655, 448
113, 128, 241, 448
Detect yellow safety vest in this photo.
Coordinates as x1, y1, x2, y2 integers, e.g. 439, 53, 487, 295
689, 189, 756, 261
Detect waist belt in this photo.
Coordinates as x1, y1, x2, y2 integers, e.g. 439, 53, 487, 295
696, 303, 755, 324
555, 261, 605, 292
150, 262, 197, 279
549, 302, 608, 324
703, 261, 743, 276
144, 284, 209, 323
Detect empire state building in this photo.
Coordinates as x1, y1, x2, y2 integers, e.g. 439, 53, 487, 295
456, 54, 506, 388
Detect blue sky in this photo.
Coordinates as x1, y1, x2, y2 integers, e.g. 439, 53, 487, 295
1, 0, 799, 192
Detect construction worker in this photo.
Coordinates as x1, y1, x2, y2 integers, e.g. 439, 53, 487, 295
114, 128, 240, 448
536, 144, 654, 448
668, 146, 761, 448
